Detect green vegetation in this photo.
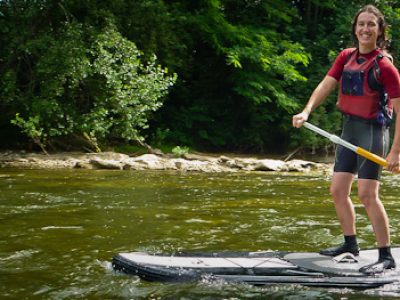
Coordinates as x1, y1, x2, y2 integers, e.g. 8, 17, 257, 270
171, 146, 190, 158
1, 0, 400, 155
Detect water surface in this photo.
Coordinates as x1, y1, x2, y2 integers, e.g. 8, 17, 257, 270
1, 168, 400, 299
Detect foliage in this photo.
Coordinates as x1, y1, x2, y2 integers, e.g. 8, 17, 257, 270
148, 0, 312, 151
2, 0, 400, 154
0, 8, 176, 151
171, 146, 190, 157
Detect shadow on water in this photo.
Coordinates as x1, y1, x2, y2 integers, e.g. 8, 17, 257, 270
1, 168, 400, 299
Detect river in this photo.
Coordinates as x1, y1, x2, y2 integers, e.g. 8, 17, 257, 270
1, 168, 400, 299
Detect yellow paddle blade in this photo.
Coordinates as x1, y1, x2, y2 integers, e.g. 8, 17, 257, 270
356, 147, 388, 167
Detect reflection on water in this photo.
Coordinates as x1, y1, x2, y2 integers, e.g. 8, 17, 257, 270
1, 168, 400, 299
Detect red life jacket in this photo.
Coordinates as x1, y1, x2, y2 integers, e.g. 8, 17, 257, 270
337, 49, 392, 122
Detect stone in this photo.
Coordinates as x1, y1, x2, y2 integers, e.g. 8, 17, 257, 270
0, 151, 331, 173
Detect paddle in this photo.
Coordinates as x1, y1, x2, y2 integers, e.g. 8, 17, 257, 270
303, 122, 388, 167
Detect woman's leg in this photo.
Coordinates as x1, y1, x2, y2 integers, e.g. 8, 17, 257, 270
357, 178, 395, 273
357, 179, 390, 247
320, 171, 359, 256
330, 172, 356, 235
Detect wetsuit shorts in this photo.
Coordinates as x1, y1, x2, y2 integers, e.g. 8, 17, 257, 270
333, 116, 390, 180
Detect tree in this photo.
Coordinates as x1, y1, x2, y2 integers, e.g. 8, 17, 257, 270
1, 10, 176, 152
145, 0, 311, 151
2, 0, 400, 154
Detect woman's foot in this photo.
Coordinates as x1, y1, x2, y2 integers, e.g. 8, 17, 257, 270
359, 257, 396, 274
319, 243, 360, 256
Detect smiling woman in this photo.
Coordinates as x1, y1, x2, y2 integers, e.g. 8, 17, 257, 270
292, 4, 400, 274
355, 14, 379, 50
352, 5, 388, 52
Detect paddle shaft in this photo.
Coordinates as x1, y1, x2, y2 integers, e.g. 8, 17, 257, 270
303, 122, 388, 167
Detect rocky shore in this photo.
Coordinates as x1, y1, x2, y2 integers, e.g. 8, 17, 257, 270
0, 151, 331, 173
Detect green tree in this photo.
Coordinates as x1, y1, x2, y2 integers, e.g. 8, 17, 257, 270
143, 0, 311, 152
2, 0, 400, 155
3, 16, 176, 152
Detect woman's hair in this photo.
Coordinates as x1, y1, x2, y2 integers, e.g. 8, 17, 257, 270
351, 5, 389, 49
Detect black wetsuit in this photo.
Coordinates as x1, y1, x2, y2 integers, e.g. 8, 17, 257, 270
333, 116, 389, 180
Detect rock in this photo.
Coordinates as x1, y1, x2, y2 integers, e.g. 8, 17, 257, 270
253, 159, 287, 171
122, 162, 145, 170
224, 159, 244, 169
0, 151, 331, 173
131, 154, 166, 170
285, 159, 320, 172
89, 159, 123, 170
88, 152, 130, 161
218, 156, 231, 163
74, 161, 95, 169
183, 153, 218, 162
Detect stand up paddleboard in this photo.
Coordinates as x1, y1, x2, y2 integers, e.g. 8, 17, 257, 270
112, 247, 400, 288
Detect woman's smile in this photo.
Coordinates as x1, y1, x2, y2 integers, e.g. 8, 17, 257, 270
355, 12, 380, 51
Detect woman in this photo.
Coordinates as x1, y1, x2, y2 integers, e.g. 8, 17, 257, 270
292, 4, 400, 274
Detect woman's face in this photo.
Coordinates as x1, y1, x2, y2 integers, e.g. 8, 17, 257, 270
355, 12, 381, 49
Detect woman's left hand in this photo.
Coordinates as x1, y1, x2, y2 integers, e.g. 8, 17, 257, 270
386, 149, 400, 172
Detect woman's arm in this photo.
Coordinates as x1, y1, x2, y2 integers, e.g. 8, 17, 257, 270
292, 75, 338, 128
386, 98, 400, 171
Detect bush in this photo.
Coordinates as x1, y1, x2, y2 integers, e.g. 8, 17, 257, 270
5, 21, 176, 152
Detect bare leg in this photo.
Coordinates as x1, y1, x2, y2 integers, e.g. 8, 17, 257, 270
358, 179, 390, 247
357, 179, 395, 274
330, 172, 356, 235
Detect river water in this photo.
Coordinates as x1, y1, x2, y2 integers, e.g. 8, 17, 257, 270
1, 168, 400, 299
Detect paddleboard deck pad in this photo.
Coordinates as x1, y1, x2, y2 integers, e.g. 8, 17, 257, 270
112, 247, 400, 288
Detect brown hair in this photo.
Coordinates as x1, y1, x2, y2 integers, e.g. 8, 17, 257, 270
351, 5, 388, 49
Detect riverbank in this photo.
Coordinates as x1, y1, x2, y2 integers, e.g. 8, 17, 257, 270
0, 151, 332, 173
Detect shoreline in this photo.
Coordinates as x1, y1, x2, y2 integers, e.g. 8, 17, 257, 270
0, 151, 332, 173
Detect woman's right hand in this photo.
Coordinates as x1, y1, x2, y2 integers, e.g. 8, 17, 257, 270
292, 111, 309, 128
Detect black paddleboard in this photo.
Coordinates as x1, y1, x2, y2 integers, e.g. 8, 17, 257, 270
112, 247, 400, 288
